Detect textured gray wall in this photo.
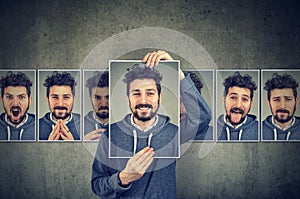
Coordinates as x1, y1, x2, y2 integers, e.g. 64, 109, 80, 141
1, 0, 300, 198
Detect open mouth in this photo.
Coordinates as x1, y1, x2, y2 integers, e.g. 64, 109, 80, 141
11, 107, 21, 117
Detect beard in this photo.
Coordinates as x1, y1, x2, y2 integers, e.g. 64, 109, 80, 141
273, 106, 296, 124
226, 107, 246, 126
96, 106, 109, 119
5, 103, 30, 125
131, 103, 159, 122
52, 106, 71, 120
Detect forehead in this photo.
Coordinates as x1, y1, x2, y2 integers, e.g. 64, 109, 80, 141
227, 86, 251, 97
270, 88, 294, 97
129, 79, 157, 91
92, 87, 109, 96
4, 86, 28, 95
49, 85, 73, 95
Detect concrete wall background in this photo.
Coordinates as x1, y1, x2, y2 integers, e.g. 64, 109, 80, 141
1, 0, 300, 198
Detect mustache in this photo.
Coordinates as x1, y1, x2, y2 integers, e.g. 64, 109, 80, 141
230, 107, 244, 114
276, 109, 290, 114
135, 104, 153, 109
98, 106, 109, 111
54, 106, 68, 111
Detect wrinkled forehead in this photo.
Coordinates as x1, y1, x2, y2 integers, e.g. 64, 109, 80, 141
227, 86, 251, 97
49, 85, 73, 95
92, 86, 109, 96
270, 88, 295, 98
4, 86, 28, 96
129, 79, 157, 92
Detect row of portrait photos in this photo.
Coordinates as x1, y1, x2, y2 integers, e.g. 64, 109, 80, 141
0, 69, 299, 142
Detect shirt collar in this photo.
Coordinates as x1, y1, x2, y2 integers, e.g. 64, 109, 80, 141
5, 113, 28, 128
223, 114, 248, 129
271, 116, 295, 131
130, 114, 158, 132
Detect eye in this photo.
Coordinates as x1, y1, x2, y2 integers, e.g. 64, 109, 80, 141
95, 96, 101, 100
19, 95, 26, 100
64, 96, 70, 100
147, 92, 155, 96
230, 96, 237, 100
242, 97, 249, 102
132, 93, 140, 96
6, 95, 13, 100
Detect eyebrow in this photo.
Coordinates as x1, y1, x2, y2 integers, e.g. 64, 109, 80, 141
229, 92, 250, 98
130, 88, 157, 93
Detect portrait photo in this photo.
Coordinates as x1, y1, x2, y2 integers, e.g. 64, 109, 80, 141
262, 70, 300, 141
109, 60, 180, 158
0, 70, 36, 141
38, 70, 81, 141
216, 70, 260, 142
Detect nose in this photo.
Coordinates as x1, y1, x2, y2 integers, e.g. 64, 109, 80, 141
57, 97, 64, 106
141, 92, 147, 103
12, 96, 20, 105
280, 98, 286, 108
236, 97, 242, 107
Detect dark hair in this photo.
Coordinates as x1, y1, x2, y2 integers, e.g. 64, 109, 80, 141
44, 71, 77, 97
123, 64, 163, 96
223, 72, 257, 99
0, 71, 32, 98
85, 71, 109, 96
264, 73, 298, 100
184, 71, 203, 94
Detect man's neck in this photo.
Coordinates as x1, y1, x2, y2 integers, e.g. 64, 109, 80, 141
273, 116, 294, 130
133, 116, 156, 131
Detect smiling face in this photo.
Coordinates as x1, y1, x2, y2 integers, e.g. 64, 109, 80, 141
91, 86, 109, 121
128, 78, 161, 123
1, 86, 31, 125
269, 88, 298, 125
223, 86, 253, 126
47, 85, 75, 120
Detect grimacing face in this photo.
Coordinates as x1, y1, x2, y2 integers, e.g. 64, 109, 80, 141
128, 78, 161, 122
223, 86, 253, 126
269, 88, 298, 124
1, 86, 31, 125
47, 85, 75, 120
91, 87, 109, 120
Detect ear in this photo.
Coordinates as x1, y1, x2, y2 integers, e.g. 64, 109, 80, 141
46, 96, 49, 103
222, 96, 225, 103
159, 92, 162, 103
296, 97, 298, 107
73, 95, 76, 102
29, 96, 32, 104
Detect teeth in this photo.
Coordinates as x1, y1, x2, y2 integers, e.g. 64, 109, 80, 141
139, 107, 150, 110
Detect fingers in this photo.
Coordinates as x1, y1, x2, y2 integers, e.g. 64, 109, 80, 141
84, 130, 102, 140
142, 50, 173, 67
60, 120, 74, 140
48, 124, 60, 140
129, 147, 154, 172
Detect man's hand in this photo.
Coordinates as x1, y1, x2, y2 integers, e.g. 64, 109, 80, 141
60, 120, 74, 140
142, 50, 185, 80
142, 50, 173, 67
84, 128, 105, 141
48, 123, 61, 140
119, 147, 154, 186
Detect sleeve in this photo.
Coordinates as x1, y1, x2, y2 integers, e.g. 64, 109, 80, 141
180, 74, 212, 144
91, 134, 132, 198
